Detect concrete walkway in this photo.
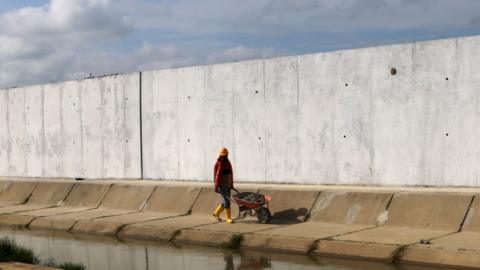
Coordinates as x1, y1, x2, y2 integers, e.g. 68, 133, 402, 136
0, 178, 479, 269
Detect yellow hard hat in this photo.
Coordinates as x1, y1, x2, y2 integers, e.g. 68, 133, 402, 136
219, 147, 229, 156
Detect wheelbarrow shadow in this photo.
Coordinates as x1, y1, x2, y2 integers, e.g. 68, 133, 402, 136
269, 207, 309, 224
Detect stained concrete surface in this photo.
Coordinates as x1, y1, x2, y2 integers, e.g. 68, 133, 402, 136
4, 36, 480, 188
139, 35, 480, 187
241, 190, 393, 253
29, 184, 154, 231
0, 181, 37, 207
118, 188, 227, 241
399, 195, 480, 268
0, 182, 73, 215
0, 183, 111, 227
0, 180, 478, 268
0, 74, 141, 180
173, 189, 320, 246
71, 186, 202, 236
317, 192, 473, 261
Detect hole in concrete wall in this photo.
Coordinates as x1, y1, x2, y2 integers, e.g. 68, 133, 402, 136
446, 133, 449, 136
125, 98, 129, 101
73, 103, 76, 106
126, 140, 129, 143
445, 77, 449, 81
187, 96, 191, 99
390, 68, 397, 75
345, 83, 349, 87
258, 137, 261, 140
187, 139, 191, 142
343, 135, 347, 138
255, 90, 259, 94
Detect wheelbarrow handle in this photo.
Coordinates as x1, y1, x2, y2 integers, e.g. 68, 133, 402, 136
232, 188, 240, 194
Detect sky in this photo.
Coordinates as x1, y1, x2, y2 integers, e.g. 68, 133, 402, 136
1, 0, 480, 88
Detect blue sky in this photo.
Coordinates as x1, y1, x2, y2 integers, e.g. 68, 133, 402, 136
1, 0, 480, 88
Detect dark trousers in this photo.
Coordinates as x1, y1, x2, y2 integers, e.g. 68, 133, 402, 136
218, 186, 231, 208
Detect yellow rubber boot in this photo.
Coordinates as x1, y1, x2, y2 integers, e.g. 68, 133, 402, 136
213, 205, 224, 221
225, 208, 234, 224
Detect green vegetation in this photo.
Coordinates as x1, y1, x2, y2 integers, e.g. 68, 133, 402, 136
43, 259, 85, 270
221, 234, 243, 250
0, 237, 85, 270
0, 238, 39, 264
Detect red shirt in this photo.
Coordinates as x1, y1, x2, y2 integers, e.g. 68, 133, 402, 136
214, 156, 233, 189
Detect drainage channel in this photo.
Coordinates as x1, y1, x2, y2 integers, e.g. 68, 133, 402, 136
0, 228, 453, 270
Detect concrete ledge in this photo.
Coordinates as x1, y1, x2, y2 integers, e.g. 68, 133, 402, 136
69, 212, 180, 236
400, 245, 480, 269
28, 217, 77, 231
173, 229, 234, 246
0, 262, 60, 270
398, 231, 480, 269
242, 234, 315, 254
314, 239, 401, 262
70, 221, 123, 236
118, 224, 177, 241
0, 214, 35, 227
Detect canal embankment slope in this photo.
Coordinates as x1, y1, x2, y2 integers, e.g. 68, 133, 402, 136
0, 178, 478, 269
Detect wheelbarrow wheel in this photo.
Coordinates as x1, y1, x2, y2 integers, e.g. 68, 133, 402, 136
257, 207, 271, 224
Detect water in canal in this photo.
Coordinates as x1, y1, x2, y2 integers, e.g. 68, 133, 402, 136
0, 228, 451, 270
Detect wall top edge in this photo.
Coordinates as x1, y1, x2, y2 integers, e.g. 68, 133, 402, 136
2, 34, 479, 92
0, 71, 140, 92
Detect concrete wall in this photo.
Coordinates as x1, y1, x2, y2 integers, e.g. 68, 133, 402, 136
141, 35, 480, 186
0, 74, 141, 179
2, 35, 480, 186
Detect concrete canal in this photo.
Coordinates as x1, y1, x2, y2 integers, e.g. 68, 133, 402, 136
0, 228, 455, 270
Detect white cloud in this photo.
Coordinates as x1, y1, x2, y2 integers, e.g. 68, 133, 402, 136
0, 0, 133, 38
0, 0, 136, 88
1, 0, 480, 88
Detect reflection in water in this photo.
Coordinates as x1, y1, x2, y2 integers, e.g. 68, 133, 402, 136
0, 228, 451, 270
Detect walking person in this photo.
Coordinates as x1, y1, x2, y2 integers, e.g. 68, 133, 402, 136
213, 147, 234, 224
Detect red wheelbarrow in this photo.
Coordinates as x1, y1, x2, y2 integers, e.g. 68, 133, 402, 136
232, 188, 272, 224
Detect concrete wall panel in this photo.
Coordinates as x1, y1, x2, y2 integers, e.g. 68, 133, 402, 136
297, 53, 338, 184
334, 49, 374, 185
43, 84, 64, 177
205, 63, 235, 181
369, 44, 419, 186
123, 73, 141, 178
264, 57, 299, 182
177, 67, 207, 180
232, 60, 265, 182
413, 39, 459, 186
101, 76, 126, 178
24, 85, 44, 177
0, 91, 9, 176
81, 79, 103, 178
142, 70, 179, 179
7, 88, 26, 176
454, 37, 480, 186
62, 82, 82, 178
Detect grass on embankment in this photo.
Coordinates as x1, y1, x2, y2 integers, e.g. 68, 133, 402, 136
0, 237, 85, 270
